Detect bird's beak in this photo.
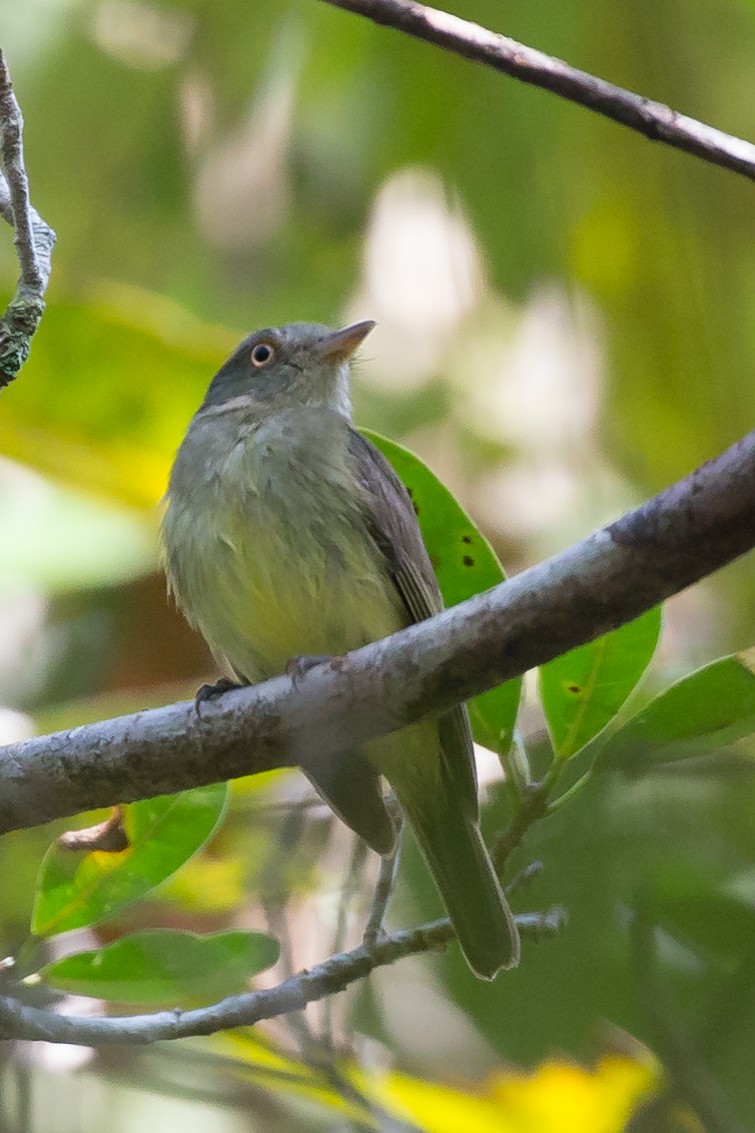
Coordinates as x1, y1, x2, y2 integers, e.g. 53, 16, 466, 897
314, 320, 376, 363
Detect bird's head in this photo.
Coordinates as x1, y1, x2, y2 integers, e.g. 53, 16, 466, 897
201, 320, 376, 419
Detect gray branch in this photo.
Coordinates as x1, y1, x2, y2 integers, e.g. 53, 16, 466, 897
1, 430, 753, 836
0, 49, 56, 389
319, 0, 755, 182
0, 910, 562, 1046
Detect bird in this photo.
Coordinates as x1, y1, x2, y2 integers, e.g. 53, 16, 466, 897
161, 319, 519, 978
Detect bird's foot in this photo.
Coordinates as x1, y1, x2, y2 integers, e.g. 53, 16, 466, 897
285, 654, 333, 688
195, 676, 240, 719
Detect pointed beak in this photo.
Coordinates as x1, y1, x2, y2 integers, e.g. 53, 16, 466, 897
313, 320, 376, 363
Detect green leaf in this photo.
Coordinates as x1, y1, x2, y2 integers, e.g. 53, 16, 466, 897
39, 928, 279, 1004
596, 651, 755, 773
363, 429, 521, 754
539, 606, 662, 760
31, 784, 229, 938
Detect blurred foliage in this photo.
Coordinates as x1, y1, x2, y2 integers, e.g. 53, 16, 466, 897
365, 1054, 666, 1133
40, 927, 279, 1003
0, 0, 754, 1129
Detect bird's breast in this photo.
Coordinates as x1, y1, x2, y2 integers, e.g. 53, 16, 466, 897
162, 407, 405, 681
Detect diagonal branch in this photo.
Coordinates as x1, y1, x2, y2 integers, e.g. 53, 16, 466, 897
319, 0, 755, 182
0, 49, 56, 389
0, 909, 563, 1046
1, 431, 753, 836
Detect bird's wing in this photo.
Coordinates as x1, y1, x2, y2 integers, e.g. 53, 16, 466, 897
347, 428, 479, 820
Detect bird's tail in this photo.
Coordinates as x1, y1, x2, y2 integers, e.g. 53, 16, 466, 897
374, 728, 520, 979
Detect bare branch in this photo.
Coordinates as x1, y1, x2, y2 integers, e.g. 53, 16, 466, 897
319, 0, 755, 182
0, 49, 56, 389
0, 910, 562, 1046
0, 431, 753, 836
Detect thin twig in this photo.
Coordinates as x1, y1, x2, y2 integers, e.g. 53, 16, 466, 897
0, 54, 39, 290
0, 910, 562, 1046
319, 0, 755, 182
333, 838, 371, 962
258, 803, 313, 1049
321, 834, 370, 1045
493, 763, 563, 876
363, 807, 404, 947
0, 49, 55, 388
1, 431, 753, 835
504, 860, 544, 898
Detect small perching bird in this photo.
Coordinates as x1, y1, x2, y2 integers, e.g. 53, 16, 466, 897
161, 320, 519, 978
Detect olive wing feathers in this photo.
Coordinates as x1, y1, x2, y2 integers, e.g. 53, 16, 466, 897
347, 429, 479, 821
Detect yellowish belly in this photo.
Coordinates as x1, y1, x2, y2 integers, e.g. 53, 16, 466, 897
167, 485, 406, 682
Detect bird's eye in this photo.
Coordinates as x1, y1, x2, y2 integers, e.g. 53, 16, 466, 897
251, 342, 275, 367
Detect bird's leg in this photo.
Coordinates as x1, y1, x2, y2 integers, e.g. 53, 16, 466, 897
285, 654, 334, 688
194, 676, 241, 717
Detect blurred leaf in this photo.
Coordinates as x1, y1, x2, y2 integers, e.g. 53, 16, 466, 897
223, 1034, 662, 1132
597, 651, 755, 773
221, 1031, 374, 1125
646, 864, 755, 964
724, 867, 755, 911
487, 1056, 660, 1133
156, 851, 245, 914
0, 463, 154, 597
33, 680, 202, 736
39, 927, 278, 1004
364, 1054, 659, 1133
539, 607, 662, 760
31, 784, 228, 937
1, 287, 235, 509
364, 429, 521, 754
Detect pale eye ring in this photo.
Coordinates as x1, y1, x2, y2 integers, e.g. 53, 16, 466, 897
251, 342, 275, 367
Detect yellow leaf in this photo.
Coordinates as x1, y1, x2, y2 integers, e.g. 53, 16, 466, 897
489, 1055, 657, 1133
362, 1055, 659, 1133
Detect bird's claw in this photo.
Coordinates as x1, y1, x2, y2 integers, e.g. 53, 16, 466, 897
194, 677, 240, 719
285, 654, 332, 688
